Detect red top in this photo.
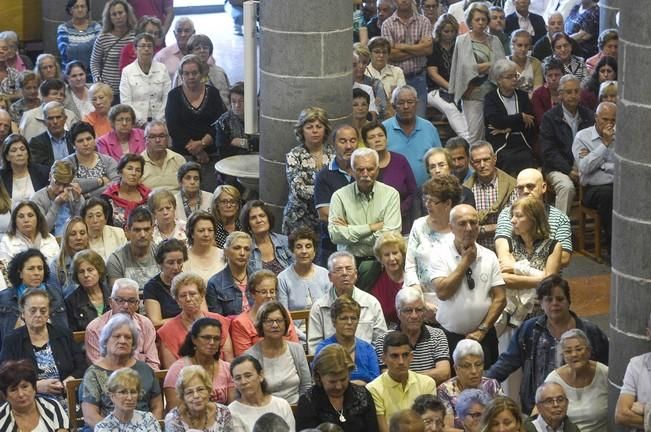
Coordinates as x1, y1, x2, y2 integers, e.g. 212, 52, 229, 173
370, 270, 402, 326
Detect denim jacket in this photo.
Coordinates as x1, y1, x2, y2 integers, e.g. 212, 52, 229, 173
486, 311, 609, 414
248, 232, 293, 274
206, 265, 254, 317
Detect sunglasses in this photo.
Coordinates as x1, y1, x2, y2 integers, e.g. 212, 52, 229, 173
466, 268, 475, 290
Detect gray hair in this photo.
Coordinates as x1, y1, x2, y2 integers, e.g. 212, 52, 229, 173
0, 31, 18, 45
534, 382, 566, 404
449, 203, 477, 225
350, 147, 379, 170
394, 287, 424, 312
390, 84, 418, 106
144, 120, 168, 136
547, 11, 563, 24
174, 17, 195, 32
598, 80, 617, 99
327, 251, 355, 272
252, 413, 290, 432
469, 140, 495, 157
559, 328, 591, 350
224, 231, 252, 249
453, 338, 484, 364
455, 388, 491, 418
491, 58, 517, 82
558, 74, 580, 92
99, 313, 140, 357
42, 101, 65, 117
111, 278, 139, 298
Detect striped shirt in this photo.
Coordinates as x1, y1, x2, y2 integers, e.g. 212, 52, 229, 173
495, 203, 573, 252
0, 396, 69, 431
381, 13, 432, 75
90, 31, 135, 95
374, 325, 450, 371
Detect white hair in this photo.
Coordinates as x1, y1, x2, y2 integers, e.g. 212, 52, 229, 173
327, 251, 355, 272
452, 338, 484, 364
394, 287, 424, 312
350, 147, 379, 170
390, 85, 418, 106
111, 278, 139, 298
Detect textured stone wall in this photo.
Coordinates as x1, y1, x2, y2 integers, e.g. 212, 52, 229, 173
599, 0, 620, 32
258, 0, 353, 230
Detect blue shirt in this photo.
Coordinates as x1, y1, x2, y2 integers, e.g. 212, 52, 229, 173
49, 132, 70, 161
383, 116, 441, 186
316, 336, 381, 383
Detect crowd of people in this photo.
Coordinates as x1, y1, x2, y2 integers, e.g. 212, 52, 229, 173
0, 0, 642, 431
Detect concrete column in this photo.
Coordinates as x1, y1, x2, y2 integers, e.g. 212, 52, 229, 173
258, 0, 352, 230
599, 0, 620, 33
609, 1, 651, 429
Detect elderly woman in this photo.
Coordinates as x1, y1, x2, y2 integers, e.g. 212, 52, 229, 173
166, 54, 226, 192
83, 82, 113, 137
148, 189, 187, 246
102, 153, 150, 228
0, 289, 85, 407
173, 161, 213, 222
437, 339, 503, 428
82, 196, 127, 261
206, 231, 253, 316
165, 365, 233, 431
0, 202, 60, 264
97, 104, 146, 161
599, 80, 617, 103
118, 16, 165, 72
184, 211, 225, 283
420, 148, 475, 213
282, 107, 334, 235
228, 355, 296, 431
95, 368, 161, 431
580, 55, 617, 111
486, 275, 609, 414
484, 58, 537, 177
544, 32, 587, 82
50, 216, 89, 297
449, 2, 505, 143
405, 174, 461, 290
531, 58, 564, 127
157, 272, 233, 369
65, 249, 110, 332
212, 184, 242, 248
455, 389, 491, 432
368, 231, 407, 326
545, 329, 608, 431
246, 300, 311, 403
230, 270, 299, 356
64, 61, 93, 120
366, 36, 406, 103
0, 359, 69, 431
412, 394, 447, 432
144, 239, 187, 326
586, 28, 618, 73
242, 200, 293, 275
90, 0, 136, 101
315, 295, 380, 385
9, 71, 40, 124
361, 121, 417, 233
0, 134, 49, 203
34, 54, 61, 82
214, 82, 259, 162
164, 318, 236, 409
509, 30, 543, 97
565, 0, 599, 58
479, 396, 524, 432
57, 0, 102, 74
80, 313, 163, 430
296, 343, 378, 431
120, 32, 170, 126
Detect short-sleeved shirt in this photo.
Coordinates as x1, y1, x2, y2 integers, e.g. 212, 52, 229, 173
106, 244, 159, 293
495, 203, 573, 252
95, 410, 161, 432
374, 324, 449, 371
366, 371, 437, 424
164, 357, 234, 405
620, 352, 651, 404
143, 273, 182, 319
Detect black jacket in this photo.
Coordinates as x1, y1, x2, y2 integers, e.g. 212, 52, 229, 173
28, 131, 74, 167
505, 12, 547, 44
539, 103, 595, 175
64, 285, 111, 332
0, 163, 49, 196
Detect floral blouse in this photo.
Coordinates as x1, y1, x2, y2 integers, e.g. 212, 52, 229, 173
165, 404, 233, 432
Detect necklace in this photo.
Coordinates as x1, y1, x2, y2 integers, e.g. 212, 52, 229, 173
330, 401, 346, 423
232, 271, 247, 284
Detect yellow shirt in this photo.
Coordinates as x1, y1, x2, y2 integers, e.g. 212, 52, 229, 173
366, 370, 437, 425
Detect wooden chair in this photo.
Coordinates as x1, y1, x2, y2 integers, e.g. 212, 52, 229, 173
575, 185, 603, 262
290, 309, 310, 353
65, 378, 84, 432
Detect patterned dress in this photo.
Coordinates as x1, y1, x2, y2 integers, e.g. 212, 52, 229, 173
165, 404, 233, 432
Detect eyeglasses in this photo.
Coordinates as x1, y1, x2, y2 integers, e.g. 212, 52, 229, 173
540, 396, 567, 406
465, 412, 483, 420
177, 291, 200, 300
197, 335, 220, 342
114, 389, 139, 397
422, 195, 442, 206
146, 134, 168, 141
219, 199, 238, 207
331, 266, 356, 275
183, 386, 209, 398
396, 99, 417, 106
457, 361, 484, 370
112, 296, 139, 305
263, 318, 284, 326
466, 268, 475, 290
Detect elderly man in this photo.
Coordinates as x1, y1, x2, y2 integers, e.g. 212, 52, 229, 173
573, 101, 615, 244
532, 12, 564, 60
106, 206, 159, 290
367, 0, 395, 38
426, 204, 506, 367
374, 287, 451, 385
32, 160, 85, 235
141, 120, 185, 191
314, 125, 358, 266
84, 278, 160, 369
525, 382, 580, 432
615, 312, 651, 430
495, 168, 572, 267
307, 251, 387, 354
20, 79, 79, 142
27, 101, 74, 167
383, 85, 442, 186
0, 109, 11, 145
463, 141, 517, 250
367, 331, 437, 432
329, 147, 401, 289
381, 0, 433, 117
540, 74, 594, 215
154, 17, 211, 78
504, 0, 547, 44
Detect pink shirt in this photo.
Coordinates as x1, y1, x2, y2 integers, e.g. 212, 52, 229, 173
96, 128, 146, 161
230, 311, 299, 356
129, 0, 173, 21
157, 311, 231, 363
85, 310, 161, 369
164, 357, 234, 404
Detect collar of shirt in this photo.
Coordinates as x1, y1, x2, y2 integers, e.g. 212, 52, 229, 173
384, 370, 415, 390
532, 414, 564, 432
589, 125, 606, 144
477, 173, 498, 189
353, 181, 375, 199
329, 158, 352, 178
47, 131, 67, 144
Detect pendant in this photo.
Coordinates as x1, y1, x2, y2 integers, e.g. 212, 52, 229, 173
339, 414, 346, 423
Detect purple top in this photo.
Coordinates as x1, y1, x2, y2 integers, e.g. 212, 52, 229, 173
96, 128, 146, 161
379, 151, 417, 233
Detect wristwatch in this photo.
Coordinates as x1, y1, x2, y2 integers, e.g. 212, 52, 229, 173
477, 323, 489, 333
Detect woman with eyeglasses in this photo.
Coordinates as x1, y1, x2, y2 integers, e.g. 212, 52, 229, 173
118, 15, 165, 72
157, 272, 233, 369
230, 270, 298, 356
245, 301, 311, 404
455, 389, 491, 432
211, 185, 242, 249
164, 318, 236, 410
96, 104, 146, 161
165, 365, 233, 431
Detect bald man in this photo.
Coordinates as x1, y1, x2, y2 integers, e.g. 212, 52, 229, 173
494, 168, 572, 267
573, 101, 615, 244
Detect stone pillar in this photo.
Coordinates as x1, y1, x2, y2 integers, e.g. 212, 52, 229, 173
609, 1, 651, 430
258, 0, 352, 231
599, 0, 620, 33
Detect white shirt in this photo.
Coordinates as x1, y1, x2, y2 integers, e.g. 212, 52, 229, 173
119, 60, 171, 125
229, 396, 295, 432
